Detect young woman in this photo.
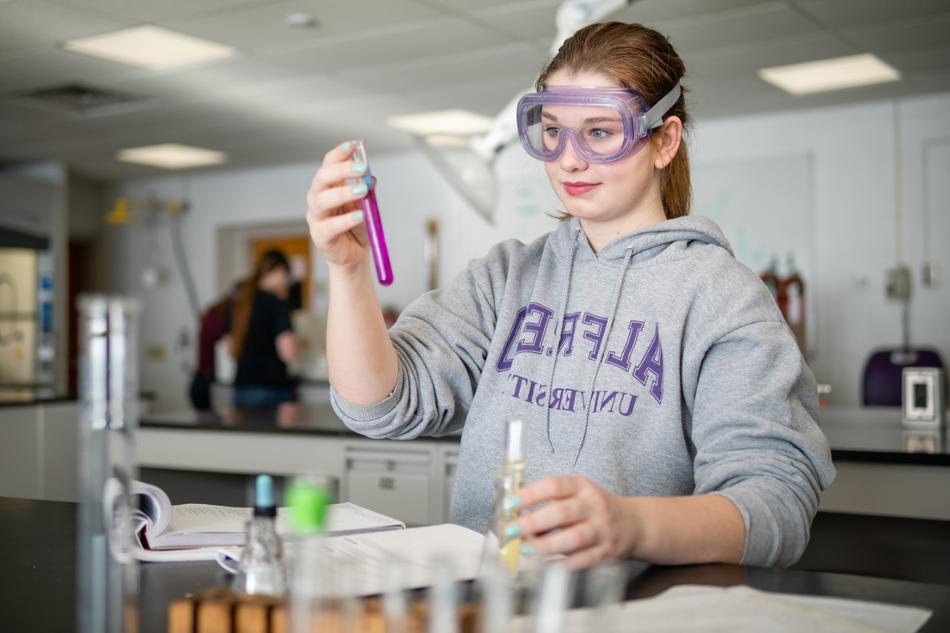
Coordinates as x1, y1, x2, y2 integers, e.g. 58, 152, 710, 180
228, 249, 302, 408
305, 22, 834, 570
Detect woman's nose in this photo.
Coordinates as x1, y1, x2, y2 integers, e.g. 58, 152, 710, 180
558, 133, 589, 172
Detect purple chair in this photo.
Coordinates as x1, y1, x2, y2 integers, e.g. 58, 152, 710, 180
861, 347, 946, 406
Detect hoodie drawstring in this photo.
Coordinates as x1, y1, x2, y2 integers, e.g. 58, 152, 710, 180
572, 247, 634, 467
544, 228, 581, 453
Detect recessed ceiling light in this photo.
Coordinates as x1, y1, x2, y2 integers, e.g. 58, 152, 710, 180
387, 109, 493, 136
63, 26, 236, 70
758, 53, 900, 95
117, 144, 227, 169
424, 134, 472, 148
285, 13, 318, 28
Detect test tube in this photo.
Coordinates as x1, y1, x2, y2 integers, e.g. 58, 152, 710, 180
351, 140, 393, 286
498, 417, 525, 574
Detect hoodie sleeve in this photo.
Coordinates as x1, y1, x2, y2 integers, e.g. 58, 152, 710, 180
330, 245, 507, 440
687, 317, 836, 567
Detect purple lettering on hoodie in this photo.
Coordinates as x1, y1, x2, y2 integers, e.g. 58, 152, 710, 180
633, 325, 664, 404
606, 320, 645, 372
582, 313, 608, 361
516, 303, 553, 354
496, 306, 528, 371
557, 312, 580, 357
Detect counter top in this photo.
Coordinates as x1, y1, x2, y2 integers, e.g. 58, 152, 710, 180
0, 385, 71, 408
141, 401, 462, 442
3, 497, 950, 633
818, 406, 949, 466
142, 403, 949, 465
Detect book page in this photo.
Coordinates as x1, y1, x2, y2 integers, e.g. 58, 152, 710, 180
150, 502, 405, 549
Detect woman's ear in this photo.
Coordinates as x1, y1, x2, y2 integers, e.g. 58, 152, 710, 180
653, 116, 682, 170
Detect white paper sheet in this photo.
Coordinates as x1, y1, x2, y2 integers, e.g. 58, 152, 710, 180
524, 585, 932, 633
218, 523, 485, 595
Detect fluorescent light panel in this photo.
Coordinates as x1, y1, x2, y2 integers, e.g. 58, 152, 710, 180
117, 144, 227, 169
387, 109, 493, 136
758, 53, 900, 95
63, 26, 235, 70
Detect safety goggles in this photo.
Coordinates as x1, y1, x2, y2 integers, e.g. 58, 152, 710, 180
516, 83, 681, 163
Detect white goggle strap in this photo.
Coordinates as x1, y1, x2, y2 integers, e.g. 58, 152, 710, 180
642, 82, 682, 131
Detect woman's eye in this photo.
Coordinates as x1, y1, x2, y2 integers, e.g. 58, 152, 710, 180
544, 126, 561, 137
589, 128, 612, 139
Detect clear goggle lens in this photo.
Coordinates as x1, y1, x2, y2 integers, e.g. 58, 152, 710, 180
522, 103, 632, 161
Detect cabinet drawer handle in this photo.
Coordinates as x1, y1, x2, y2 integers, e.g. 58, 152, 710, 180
379, 477, 395, 491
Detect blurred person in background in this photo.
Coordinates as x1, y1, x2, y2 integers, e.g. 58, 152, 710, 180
228, 249, 304, 407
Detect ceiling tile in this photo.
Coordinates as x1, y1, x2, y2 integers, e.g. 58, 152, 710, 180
50, 0, 277, 23
344, 42, 547, 97
261, 16, 511, 74
465, 0, 561, 46
843, 12, 950, 53
0, 0, 129, 55
793, 0, 950, 29
619, 0, 779, 23
651, 3, 818, 54
159, 0, 444, 55
0, 48, 147, 94
683, 31, 854, 78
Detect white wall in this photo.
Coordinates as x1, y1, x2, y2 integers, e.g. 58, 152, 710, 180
102, 91, 950, 411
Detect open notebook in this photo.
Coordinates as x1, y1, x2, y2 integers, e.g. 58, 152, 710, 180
130, 480, 404, 559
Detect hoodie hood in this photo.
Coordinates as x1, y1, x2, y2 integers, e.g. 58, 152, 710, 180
551, 214, 734, 265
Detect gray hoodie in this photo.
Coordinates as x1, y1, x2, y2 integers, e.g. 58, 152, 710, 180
331, 215, 836, 567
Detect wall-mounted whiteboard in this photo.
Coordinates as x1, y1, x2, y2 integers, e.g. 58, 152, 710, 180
691, 152, 815, 353
692, 152, 815, 279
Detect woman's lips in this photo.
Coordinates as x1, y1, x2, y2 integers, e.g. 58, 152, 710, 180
562, 181, 600, 196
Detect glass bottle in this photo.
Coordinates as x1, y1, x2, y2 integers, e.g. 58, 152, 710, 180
76, 296, 140, 633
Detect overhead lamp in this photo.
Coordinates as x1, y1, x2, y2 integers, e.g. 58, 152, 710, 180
386, 109, 493, 137
117, 143, 227, 169
758, 53, 900, 95
63, 25, 236, 70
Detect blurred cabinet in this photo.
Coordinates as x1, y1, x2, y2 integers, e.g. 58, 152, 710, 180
138, 427, 459, 525
342, 447, 432, 526
0, 402, 79, 501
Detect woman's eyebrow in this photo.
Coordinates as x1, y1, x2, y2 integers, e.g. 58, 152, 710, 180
540, 112, 621, 124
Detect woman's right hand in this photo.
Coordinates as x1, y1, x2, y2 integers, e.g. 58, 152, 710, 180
306, 141, 371, 273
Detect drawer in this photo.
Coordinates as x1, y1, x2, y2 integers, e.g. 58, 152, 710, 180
343, 448, 431, 526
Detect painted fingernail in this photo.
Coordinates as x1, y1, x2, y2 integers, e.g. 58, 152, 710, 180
351, 183, 367, 197
503, 496, 521, 512
504, 523, 522, 540
351, 211, 364, 222
341, 141, 351, 152
520, 542, 536, 556
352, 162, 366, 173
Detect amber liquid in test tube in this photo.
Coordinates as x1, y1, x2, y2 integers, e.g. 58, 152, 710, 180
498, 417, 525, 574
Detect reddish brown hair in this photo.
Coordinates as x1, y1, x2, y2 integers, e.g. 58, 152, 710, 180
229, 249, 289, 359
537, 21, 691, 219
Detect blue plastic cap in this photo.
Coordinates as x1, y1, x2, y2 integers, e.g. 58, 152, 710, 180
255, 474, 275, 508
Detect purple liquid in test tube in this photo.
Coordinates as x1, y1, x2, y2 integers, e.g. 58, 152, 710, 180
352, 140, 393, 286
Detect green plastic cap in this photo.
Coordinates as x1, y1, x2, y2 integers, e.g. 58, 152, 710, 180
286, 477, 331, 534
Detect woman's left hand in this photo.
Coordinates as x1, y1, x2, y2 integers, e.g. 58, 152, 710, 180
510, 475, 640, 570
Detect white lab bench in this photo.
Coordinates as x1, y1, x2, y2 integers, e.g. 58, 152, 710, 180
2, 400, 949, 523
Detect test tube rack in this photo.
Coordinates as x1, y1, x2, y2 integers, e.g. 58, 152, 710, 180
168, 587, 480, 633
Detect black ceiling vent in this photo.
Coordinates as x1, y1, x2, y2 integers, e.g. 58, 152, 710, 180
19, 82, 143, 112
